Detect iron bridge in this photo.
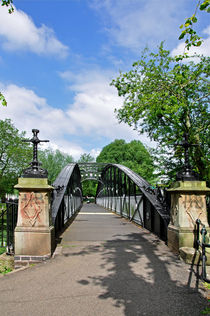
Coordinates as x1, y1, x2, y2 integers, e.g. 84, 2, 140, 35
51, 163, 170, 241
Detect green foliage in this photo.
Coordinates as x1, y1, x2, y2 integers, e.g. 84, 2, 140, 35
0, 92, 7, 107
82, 180, 98, 197
38, 148, 74, 184
0, 247, 6, 255
78, 153, 97, 197
0, 92, 7, 106
78, 153, 94, 163
179, 0, 210, 50
1, 0, 14, 13
111, 44, 210, 185
96, 139, 155, 184
0, 119, 32, 198
201, 303, 210, 315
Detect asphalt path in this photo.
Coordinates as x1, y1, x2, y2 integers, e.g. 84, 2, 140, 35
0, 203, 209, 316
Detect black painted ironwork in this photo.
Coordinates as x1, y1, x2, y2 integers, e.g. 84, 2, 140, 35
78, 163, 107, 183
0, 200, 18, 254
176, 132, 199, 181
196, 219, 210, 283
47, 162, 169, 240
22, 129, 49, 178
96, 164, 170, 241
51, 163, 83, 235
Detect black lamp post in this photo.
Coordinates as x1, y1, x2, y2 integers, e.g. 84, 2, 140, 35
176, 132, 199, 181
22, 129, 49, 178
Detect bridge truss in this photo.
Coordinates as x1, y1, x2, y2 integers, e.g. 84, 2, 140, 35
96, 164, 170, 241
51, 162, 170, 240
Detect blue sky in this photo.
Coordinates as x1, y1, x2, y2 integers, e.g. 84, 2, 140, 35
0, 0, 209, 159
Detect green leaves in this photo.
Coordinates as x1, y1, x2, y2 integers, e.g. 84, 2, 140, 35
0, 93, 7, 106
96, 139, 155, 184
178, 1, 209, 50
111, 44, 210, 185
1, 0, 14, 13
39, 148, 74, 184
0, 119, 32, 197
200, 0, 210, 11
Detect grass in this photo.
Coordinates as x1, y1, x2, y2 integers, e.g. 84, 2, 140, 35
0, 247, 6, 255
0, 252, 14, 275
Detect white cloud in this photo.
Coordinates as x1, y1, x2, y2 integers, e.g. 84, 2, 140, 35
0, 83, 81, 158
89, 0, 186, 51
0, 5, 68, 58
0, 68, 153, 160
60, 69, 142, 141
171, 25, 210, 57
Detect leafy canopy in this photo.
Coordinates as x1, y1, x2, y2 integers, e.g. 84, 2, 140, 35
111, 44, 210, 184
96, 139, 155, 184
38, 148, 74, 184
0, 119, 32, 197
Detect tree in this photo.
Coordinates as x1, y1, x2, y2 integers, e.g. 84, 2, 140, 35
179, 0, 210, 50
96, 139, 155, 184
78, 153, 97, 197
111, 44, 210, 184
78, 153, 94, 163
38, 148, 74, 184
0, 119, 32, 198
1, 0, 14, 13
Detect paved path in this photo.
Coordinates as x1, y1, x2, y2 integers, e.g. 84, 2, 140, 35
0, 204, 209, 316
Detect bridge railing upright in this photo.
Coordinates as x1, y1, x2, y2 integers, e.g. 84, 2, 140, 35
96, 164, 170, 241
51, 163, 83, 236
0, 199, 18, 254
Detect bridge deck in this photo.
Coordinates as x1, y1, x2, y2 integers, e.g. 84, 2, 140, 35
0, 204, 209, 316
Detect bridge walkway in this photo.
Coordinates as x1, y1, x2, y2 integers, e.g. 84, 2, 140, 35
0, 204, 209, 316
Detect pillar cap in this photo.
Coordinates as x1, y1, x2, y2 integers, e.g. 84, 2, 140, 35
167, 180, 210, 193
14, 177, 54, 190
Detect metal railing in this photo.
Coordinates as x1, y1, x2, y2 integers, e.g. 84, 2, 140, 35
0, 200, 18, 254
196, 219, 210, 283
52, 163, 83, 236
96, 164, 170, 241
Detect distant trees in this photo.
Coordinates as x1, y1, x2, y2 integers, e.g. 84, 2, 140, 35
0, 119, 31, 198
38, 149, 74, 184
78, 153, 97, 197
96, 139, 155, 184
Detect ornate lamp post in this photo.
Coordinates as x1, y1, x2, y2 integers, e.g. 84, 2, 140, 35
22, 129, 49, 178
176, 132, 199, 181
14, 129, 54, 268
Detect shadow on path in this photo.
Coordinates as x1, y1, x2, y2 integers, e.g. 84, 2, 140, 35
64, 232, 208, 316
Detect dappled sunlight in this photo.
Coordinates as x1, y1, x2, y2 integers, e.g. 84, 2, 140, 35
63, 231, 207, 315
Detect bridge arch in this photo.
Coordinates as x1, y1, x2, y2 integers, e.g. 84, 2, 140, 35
51, 163, 83, 234
51, 162, 170, 241
96, 164, 170, 241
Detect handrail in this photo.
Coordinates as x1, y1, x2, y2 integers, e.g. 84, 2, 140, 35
0, 201, 18, 254
96, 164, 170, 241
51, 163, 83, 235
196, 219, 210, 283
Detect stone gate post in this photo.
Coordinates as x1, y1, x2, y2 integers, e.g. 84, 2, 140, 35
167, 133, 210, 263
167, 180, 210, 261
14, 129, 54, 268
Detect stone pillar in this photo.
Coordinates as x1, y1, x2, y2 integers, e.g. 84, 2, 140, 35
167, 180, 210, 263
14, 177, 54, 267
